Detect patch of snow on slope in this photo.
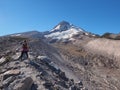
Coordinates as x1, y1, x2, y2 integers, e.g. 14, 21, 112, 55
11, 34, 21, 36
51, 25, 61, 32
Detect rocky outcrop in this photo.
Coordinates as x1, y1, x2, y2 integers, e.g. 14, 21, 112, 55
0, 60, 34, 90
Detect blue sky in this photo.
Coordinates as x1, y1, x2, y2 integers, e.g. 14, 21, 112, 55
0, 0, 120, 36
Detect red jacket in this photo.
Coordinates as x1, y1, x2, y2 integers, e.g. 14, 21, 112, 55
22, 43, 29, 52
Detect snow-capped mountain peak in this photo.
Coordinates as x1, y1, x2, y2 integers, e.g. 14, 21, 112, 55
45, 21, 89, 42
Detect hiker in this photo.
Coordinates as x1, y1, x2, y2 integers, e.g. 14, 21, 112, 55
19, 40, 29, 60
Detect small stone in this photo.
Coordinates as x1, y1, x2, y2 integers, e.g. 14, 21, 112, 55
43, 80, 54, 88
0, 57, 6, 65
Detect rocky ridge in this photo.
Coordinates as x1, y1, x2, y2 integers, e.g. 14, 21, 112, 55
0, 36, 86, 90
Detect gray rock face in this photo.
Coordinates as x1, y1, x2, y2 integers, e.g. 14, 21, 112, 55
13, 77, 33, 90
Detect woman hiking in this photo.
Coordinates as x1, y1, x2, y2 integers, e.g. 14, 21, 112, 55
19, 40, 29, 60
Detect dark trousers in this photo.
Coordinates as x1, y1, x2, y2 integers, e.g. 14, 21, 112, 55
19, 51, 28, 60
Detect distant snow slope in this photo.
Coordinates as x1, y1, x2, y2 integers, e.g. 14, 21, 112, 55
11, 34, 22, 36
10, 31, 43, 38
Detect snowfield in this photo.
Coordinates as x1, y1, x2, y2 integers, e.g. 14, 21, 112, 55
45, 28, 83, 40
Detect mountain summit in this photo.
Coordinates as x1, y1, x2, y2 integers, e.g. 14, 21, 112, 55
51, 21, 71, 32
